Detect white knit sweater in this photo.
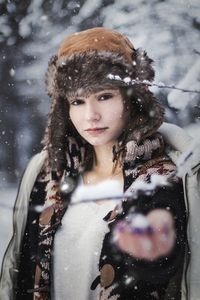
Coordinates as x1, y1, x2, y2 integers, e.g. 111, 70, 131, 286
52, 178, 118, 300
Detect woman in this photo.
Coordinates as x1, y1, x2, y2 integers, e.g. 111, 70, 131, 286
0, 27, 190, 299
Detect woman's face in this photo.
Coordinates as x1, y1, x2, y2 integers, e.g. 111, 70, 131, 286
68, 89, 127, 147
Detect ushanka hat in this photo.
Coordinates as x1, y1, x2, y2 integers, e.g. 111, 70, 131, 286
43, 27, 165, 173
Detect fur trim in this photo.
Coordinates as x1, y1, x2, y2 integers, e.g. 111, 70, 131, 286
123, 85, 164, 142
135, 48, 154, 82
45, 55, 58, 98
45, 50, 155, 99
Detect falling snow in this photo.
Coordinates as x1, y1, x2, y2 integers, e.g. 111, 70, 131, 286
0, 0, 200, 286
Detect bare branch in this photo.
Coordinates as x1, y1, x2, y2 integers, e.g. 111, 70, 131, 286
145, 82, 200, 94
193, 49, 200, 56
107, 75, 200, 94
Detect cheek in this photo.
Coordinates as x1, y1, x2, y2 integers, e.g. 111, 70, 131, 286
69, 110, 80, 128
69, 113, 83, 136
69, 110, 73, 123
113, 106, 127, 123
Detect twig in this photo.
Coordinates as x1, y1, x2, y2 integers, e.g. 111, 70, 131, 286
193, 49, 200, 56
146, 82, 200, 94
107, 75, 200, 94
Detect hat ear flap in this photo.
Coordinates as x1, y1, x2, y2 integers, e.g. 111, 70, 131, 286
45, 55, 58, 98
121, 86, 164, 144
135, 48, 155, 82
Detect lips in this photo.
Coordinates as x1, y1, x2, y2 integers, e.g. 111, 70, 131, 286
85, 127, 108, 135
86, 127, 108, 132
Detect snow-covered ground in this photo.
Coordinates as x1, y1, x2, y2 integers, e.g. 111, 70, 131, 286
0, 187, 17, 267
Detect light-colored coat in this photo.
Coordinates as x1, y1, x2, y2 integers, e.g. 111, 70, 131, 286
0, 123, 199, 300
158, 123, 200, 300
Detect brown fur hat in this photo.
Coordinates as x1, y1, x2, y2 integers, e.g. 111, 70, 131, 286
43, 27, 164, 172
46, 27, 156, 98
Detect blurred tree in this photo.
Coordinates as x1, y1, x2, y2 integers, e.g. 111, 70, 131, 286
0, 0, 32, 183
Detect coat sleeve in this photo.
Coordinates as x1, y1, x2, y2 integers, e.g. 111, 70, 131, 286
0, 151, 47, 300
118, 180, 187, 284
97, 180, 187, 300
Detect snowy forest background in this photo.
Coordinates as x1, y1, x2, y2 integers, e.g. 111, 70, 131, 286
0, 0, 200, 264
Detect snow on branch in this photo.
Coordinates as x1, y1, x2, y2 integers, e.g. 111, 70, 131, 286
107, 74, 200, 94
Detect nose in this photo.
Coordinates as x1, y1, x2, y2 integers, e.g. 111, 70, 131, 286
85, 102, 101, 122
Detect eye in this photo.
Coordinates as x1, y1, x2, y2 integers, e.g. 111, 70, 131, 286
98, 93, 113, 101
70, 99, 84, 106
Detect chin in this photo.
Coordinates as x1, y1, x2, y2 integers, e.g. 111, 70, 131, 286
86, 139, 106, 146
86, 138, 117, 147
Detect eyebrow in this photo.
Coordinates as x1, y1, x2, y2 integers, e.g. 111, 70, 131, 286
67, 89, 119, 102
94, 89, 120, 97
